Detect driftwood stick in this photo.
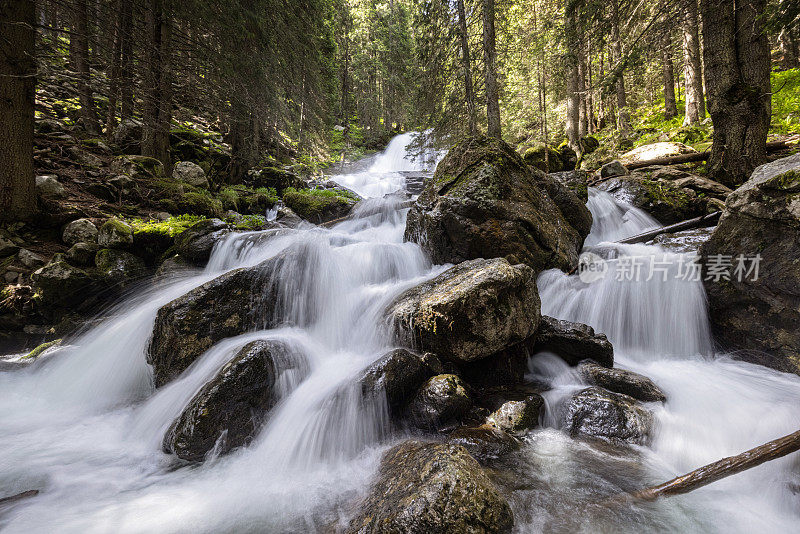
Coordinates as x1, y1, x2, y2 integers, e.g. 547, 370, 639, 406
609, 429, 800, 504
616, 211, 721, 245
0, 490, 39, 506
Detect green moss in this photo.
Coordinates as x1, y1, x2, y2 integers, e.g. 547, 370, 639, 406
128, 214, 206, 238
177, 193, 223, 217
642, 179, 690, 209
102, 217, 133, 235
282, 188, 357, 221
772, 169, 800, 191
23, 339, 62, 360
219, 186, 243, 211
227, 214, 267, 231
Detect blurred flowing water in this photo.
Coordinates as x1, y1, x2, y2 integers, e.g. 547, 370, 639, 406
1, 136, 799, 533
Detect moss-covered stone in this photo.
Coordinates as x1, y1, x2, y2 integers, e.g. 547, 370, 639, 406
522, 142, 564, 172
98, 217, 134, 249
177, 192, 223, 218
94, 248, 147, 288
281, 188, 357, 224
23, 339, 63, 360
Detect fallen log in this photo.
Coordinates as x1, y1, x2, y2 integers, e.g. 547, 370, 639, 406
608, 429, 800, 504
616, 211, 721, 245
623, 137, 799, 171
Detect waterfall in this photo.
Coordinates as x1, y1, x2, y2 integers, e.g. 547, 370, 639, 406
2, 147, 800, 533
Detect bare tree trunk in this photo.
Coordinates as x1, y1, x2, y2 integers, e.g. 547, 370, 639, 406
0, 0, 37, 221
142, 0, 172, 172
483, 0, 501, 138
73, 0, 100, 134
565, 0, 582, 155
105, 0, 122, 139
611, 0, 631, 134
662, 28, 678, 119
457, 0, 477, 135
598, 47, 606, 129
682, 0, 705, 125
701, 0, 771, 187
578, 36, 588, 138
119, 0, 133, 120
778, 28, 798, 69
586, 39, 595, 133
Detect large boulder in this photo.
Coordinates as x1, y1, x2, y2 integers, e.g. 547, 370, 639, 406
561, 387, 653, 445
701, 153, 800, 374
163, 340, 281, 461
94, 249, 147, 288
148, 251, 289, 386
172, 161, 209, 188
247, 166, 304, 193
347, 440, 513, 533
531, 316, 614, 368
357, 348, 435, 419
282, 189, 358, 224
62, 218, 98, 245
578, 361, 666, 403
522, 143, 563, 172
31, 261, 94, 308
386, 258, 540, 363
407, 374, 472, 431
550, 170, 589, 202
620, 142, 696, 164
405, 136, 589, 273
539, 172, 593, 237
175, 218, 231, 264
448, 424, 520, 463
486, 395, 543, 434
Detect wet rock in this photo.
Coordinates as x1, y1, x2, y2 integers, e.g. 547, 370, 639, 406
649, 227, 713, 253
407, 374, 472, 431
550, 169, 589, 201
31, 261, 94, 308
66, 242, 99, 266
386, 258, 540, 363
600, 160, 628, 179
596, 174, 712, 225
97, 218, 134, 249
347, 440, 513, 533
449, 424, 520, 463
578, 361, 666, 402
173, 161, 209, 188
672, 175, 732, 198
539, 172, 593, 238
457, 342, 530, 387
486, 395, 543, 434
95, 249, 147, 288
62, 218, 98, 245
562, 386, 653, 445
357, 348, 435, 418
148, 250, 291, 386
620, 142, 696, 164
274, 206, 304, 229
17, 249, 46, 270
531, 316, 613, 368
405, 136, 589, 273
175, 218, 230, 264
35, 175, 66, 198
701, 153, 800, 375
155, 254, 191, 276
164, 340, 281, 461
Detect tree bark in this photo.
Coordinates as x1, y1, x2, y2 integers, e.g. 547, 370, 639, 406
578, 40, 588, 138
610, 0, 631, 134
72, 0, 100, 134
701, 0, 771, 187
565, 0, 582, 155
118, 0, 133, 120
0, 0, 37, 221
483, 0, 501, 138
682, 0, 705, 125
141, 0, 172, 172
457, 0, 476, 135
662, 29, 678, 119
778, 28, 798, 69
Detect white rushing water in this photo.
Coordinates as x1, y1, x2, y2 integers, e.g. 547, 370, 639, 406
528, 189, 800, 533
1, 138, 799, 533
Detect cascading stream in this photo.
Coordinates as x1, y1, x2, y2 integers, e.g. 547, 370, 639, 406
526, 189, 800, 533
1, 136, 799, 533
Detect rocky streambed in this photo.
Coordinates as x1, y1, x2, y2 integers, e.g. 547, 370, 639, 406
1, 135, 800, 533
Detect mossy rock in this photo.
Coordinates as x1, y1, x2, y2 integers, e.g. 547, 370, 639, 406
23, 339, 63, 360
281, 188, 356, 224
177, 192, 223, 218
94, 248, 147, 288
522, 143, 564, 172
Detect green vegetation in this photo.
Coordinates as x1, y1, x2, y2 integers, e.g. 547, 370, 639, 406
127, 214, 207, 238
771, 68, 800, 134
